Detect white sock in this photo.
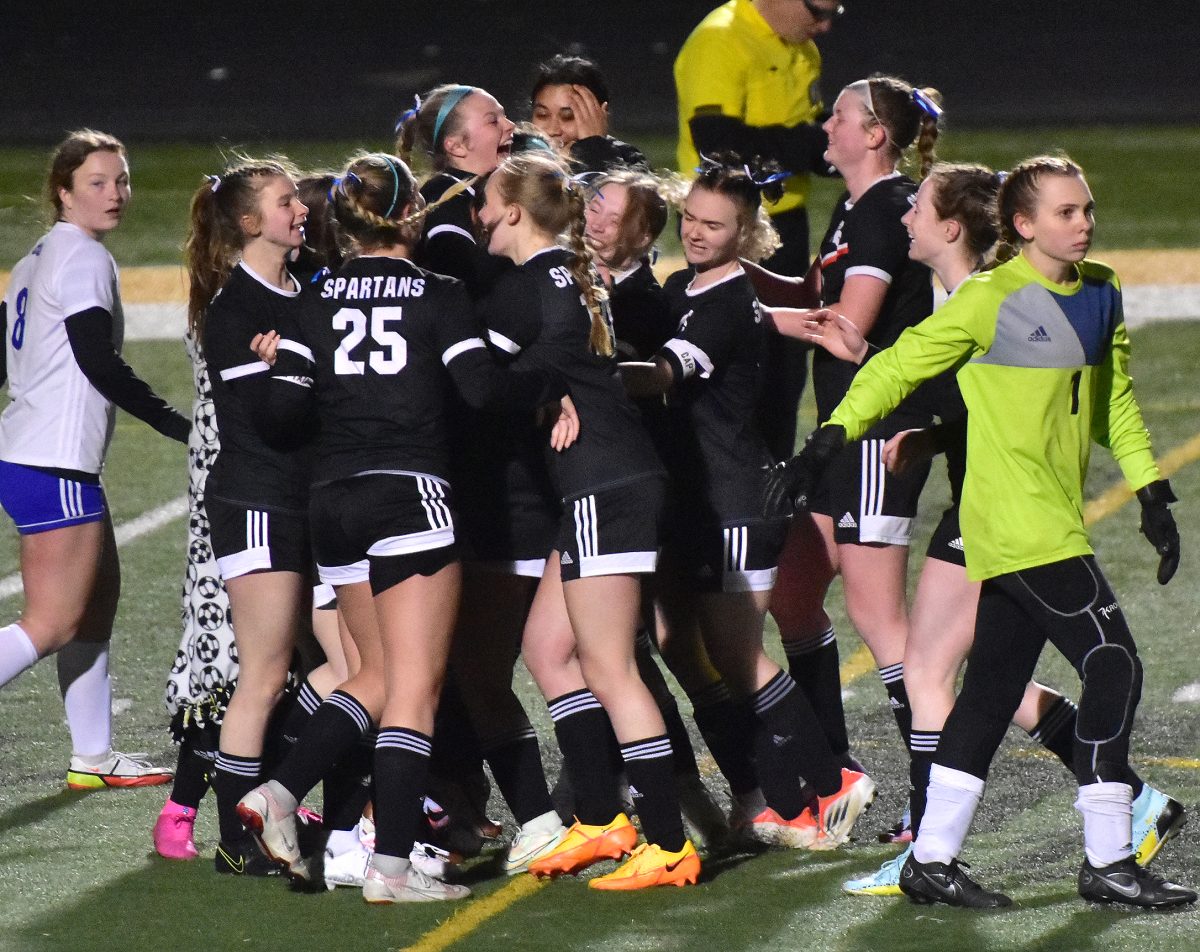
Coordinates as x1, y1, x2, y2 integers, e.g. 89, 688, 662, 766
0, 622, 40, 688
325, 826, 361, 856
1076, 781, 1134, 867
370, 853, 411, 877
521, 809, 565, 835
57, 640, 112, 758
913, 764, 985, 865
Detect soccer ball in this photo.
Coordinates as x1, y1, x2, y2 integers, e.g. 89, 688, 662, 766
197, 575, 222, 600
195, 400, 219, 445
196, 603, 225, 634
200, 665, 227, 694
188, 538, 212, 565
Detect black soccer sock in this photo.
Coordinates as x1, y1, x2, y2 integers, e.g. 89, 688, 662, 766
213, 752, 260, 843
548, 690, 623, 825
323, 728, 375, 832
482, 726, 555, 826
1027, 695, 1078, 773
751, 670, 840, 819
879, 663, 913, 746
264, 679, 323, 773
908, 730, 939, 836
621, 735, 686, 852
430, 674, 487, 786
274, 690, 371, 804
784, 626, 851, 756
373, 727, 432, 860
634, 628, 700, 779
689, 680, 758, 796
169, 737, 212, 810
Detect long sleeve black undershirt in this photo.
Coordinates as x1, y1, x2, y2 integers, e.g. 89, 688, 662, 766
64, 306, 190, 443
689, 113, 835, 177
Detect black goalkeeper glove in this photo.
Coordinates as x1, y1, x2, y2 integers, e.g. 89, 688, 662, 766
1136, 478, 1179, 585
762, 424, 846, 518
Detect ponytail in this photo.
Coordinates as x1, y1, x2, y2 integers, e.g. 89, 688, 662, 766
183, 156, 297, 342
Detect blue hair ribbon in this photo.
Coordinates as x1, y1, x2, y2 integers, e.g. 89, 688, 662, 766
205, 174, 222, 193
327, 177, 342, 202
432, 85, 476, 150
394, 94, 422, 135
743, 165, 792, 188
911, 88, 943, 121
996, 170, 1009, 185
310, 266, 331, 285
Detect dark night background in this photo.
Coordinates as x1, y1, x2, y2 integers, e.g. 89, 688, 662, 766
2, 1, 1197, 145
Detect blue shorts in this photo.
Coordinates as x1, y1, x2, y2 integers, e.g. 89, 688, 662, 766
0, 460, 106, 534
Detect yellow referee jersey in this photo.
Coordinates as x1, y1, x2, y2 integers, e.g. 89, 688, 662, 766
674, 0, 823, 215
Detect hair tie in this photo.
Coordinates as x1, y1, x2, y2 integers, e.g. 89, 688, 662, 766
742, 164, 791, 188
432, 85, 475, 151
327, 177, 342, 202
310, 266, 330, 285
995, 170, 1009, 185
695, 152, 725, 175
395, 94, 422, 135
205, 174, 222, 193
911, 88, 943, 121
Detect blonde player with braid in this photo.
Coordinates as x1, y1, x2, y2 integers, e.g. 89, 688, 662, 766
236, 152, 574, 903
476, 151, 700, 891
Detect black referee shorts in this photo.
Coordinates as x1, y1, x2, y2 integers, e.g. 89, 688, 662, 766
310, 473, 459, 596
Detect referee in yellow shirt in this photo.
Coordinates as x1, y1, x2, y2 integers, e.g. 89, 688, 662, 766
675, 0, 843, 459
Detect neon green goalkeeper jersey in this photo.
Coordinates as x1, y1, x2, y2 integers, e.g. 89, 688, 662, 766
829, 253, 1161, 581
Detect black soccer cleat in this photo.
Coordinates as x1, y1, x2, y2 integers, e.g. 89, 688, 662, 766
1078, 858, 1198, 909
899, 854, 1012, 909
215, 837, 280, 876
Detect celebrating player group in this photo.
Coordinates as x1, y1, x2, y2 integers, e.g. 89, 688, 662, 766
0, 0, 1194, 916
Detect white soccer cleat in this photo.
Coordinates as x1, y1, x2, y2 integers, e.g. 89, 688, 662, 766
362, 863, 471, 903
504, 815, 569, 875
236, 783, 301, 869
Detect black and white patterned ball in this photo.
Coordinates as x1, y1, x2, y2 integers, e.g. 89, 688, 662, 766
200, 666, 227, 693
195, 400, 219, 444
189, 509, 210, 537
196, 603, 225, 635
188, 538, 212, 565
197, 575, 222, 600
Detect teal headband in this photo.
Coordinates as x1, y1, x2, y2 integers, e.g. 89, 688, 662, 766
432, 85, 476, 152
381, 155, 403, 217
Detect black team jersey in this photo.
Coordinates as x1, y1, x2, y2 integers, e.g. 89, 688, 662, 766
266, 256, 556, 486
813, 174, 934, 424
610, 261, 674, 362
658, 266, 772, 524
416, 169, 510, 299
488, 246, 663, 501
203, 262, 311, 512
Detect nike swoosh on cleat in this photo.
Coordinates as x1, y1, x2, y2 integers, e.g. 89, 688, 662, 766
1096, 873, 1142, 899
219, 849, 245, 874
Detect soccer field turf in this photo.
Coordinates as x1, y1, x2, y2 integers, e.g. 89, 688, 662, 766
0, 319, 1197, 952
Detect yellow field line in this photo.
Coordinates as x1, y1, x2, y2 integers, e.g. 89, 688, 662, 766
1083, 431, 1200, 526
402, 875, 547, 952
406, 432, 1200, 950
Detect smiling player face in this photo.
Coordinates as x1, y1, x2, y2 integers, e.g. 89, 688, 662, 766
680, 187, 741, 271
249, 175, 308, 252
446, 91, 515, 175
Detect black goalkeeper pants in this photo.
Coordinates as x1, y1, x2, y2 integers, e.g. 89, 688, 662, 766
936, 555, 1142, 787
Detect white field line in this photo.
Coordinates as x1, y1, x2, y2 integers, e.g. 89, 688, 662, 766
0, 495, 187, 601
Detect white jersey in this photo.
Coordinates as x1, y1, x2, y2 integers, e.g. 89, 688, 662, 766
0, 222, 125, 473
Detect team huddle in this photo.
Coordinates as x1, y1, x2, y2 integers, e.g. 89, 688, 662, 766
0, 24, 1195, 918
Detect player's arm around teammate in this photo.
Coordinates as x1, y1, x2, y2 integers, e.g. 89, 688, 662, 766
621, 160, 875, 850
0, 130, 186, 789
184, 158, 316, 867
767, 77, 943, 780
476, 151, 701, 889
